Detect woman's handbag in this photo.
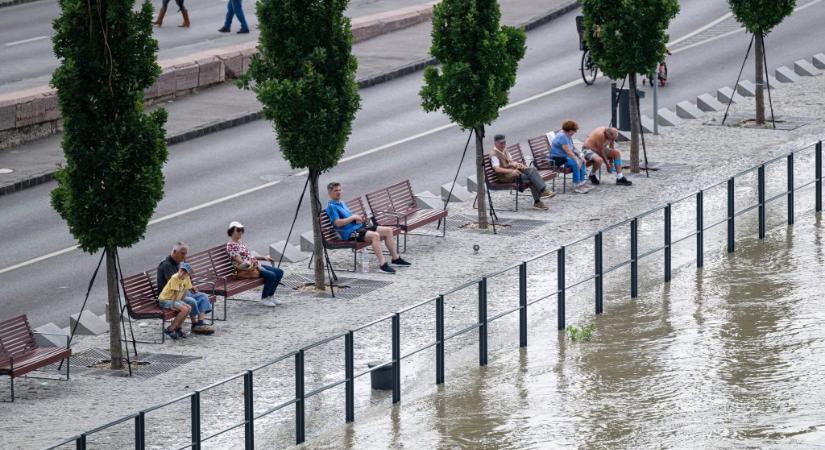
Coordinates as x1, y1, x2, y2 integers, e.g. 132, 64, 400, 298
233, 262, 260, 278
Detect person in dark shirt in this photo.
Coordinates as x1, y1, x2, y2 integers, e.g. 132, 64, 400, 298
157, 242, 214, 334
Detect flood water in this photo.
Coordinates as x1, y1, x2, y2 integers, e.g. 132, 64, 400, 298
307, 215, 825, 449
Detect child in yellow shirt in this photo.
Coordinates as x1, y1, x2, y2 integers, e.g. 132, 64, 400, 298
158, 263, 194, 339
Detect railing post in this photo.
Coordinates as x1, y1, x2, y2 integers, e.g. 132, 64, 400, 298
295, 350, 305, 444
594, 232, 603, 314
243, 370, 254, 450
727, 177, 735, 253
758, 165, 766, 239
816, 141, 822, 212
664, 203, 672, 282
191, 392, 201, 450
436, 295, 445, 384
696, 192, 704, 268
135, 412, 145, 450
391, 313, 401, 403
630, 219, 638, 297
345, 331, 354, 423
519, 262, 527, 347
478, 277, 488, 366
787, 154, 794, 225
557, 247, 565, 330
76, 434, 87, 450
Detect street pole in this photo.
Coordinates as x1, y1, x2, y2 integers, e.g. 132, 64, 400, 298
652, 71, 659, 135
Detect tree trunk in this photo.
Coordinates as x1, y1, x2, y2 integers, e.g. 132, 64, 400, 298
105, 247, 123, 370
627, 74, 641, 174
754, 32, 765, 125
309, 170, 326, 291
474, 126, 488, 229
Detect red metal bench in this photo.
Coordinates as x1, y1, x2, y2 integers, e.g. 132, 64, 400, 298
528, 133, 592, 193
1, 314, 71, 401
365, 179, 447, 251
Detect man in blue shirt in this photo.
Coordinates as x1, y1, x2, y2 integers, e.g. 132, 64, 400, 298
326, 182, 411, 274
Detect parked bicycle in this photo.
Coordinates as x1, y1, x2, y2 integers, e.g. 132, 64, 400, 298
576, 15, 599, 85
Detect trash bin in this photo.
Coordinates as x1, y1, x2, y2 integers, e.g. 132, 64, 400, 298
615, 87, 645, 132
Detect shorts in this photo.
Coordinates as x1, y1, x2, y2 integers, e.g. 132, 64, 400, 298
159, 299, 187, 310
348, 225, 378, 242
581, 147, 597, 161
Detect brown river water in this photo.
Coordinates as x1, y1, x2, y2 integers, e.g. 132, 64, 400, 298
305, 214, 825, 449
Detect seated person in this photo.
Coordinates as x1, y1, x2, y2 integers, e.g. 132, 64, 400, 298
157, 242, 213, 334
549, 120, 591, 194
226, 221, 284, 307
582, 126, 632, 186
489, 134, 554, 210
325, 182, 410, 274
158, 262, 197, 339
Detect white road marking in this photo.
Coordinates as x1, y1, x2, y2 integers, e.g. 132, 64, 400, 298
1, 5, 817, 275
5, 35, 49, 47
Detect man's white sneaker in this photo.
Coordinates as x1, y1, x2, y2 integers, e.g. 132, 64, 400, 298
261, 297, 277, 307
574, 186, 589, 194
271, 297, 283, 305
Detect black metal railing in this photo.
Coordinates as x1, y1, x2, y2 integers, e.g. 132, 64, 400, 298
45, 140, 823, 450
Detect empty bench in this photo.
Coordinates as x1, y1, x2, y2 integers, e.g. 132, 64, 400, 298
366, 179, 447, 251
1, 314, 71, 401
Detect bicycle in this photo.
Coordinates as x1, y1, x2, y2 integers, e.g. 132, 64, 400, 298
576, 15, 599, 85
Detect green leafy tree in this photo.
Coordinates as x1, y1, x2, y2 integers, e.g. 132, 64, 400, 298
51, 0, 167, 369
420, 0, 526, 229
728, 0, 795, 125
581, 0, 679, 173
241, 0, 360, 289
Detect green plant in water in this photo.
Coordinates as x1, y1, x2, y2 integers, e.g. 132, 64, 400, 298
566, 323, 597, 343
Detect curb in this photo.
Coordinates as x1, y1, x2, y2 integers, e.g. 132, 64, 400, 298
0, 2, 580, 197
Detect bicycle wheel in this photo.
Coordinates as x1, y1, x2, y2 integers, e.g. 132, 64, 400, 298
580, 50, 598, 85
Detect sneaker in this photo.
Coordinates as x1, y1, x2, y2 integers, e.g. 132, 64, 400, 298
379, 262, 396, 274
237, 28, 250, 34
218, 27, 231, 32
391, 257, 411, 266
617, 177, 633, 186
191, 322, 215, 335
260, 297, 277, 307
533, 201, 549, 210
589, 174, 600, 185
541, 189, 556, 198
573, 186, 589, 194
175, 329, 187, 339
271, 297, 283, 305
164, 327, 178, 340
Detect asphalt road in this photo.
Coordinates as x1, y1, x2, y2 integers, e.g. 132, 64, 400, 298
2, 0, 825, 328
0, 0, 415, 91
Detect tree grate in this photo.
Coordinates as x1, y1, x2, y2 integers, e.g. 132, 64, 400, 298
41, 348, 201, 379
279, 273, 393, 300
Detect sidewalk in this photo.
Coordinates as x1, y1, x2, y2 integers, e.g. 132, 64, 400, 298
0, 0, 580, 195
3, 72, 824, 450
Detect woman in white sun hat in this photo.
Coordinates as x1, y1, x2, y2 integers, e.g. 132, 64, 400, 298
226, 221, 284, 307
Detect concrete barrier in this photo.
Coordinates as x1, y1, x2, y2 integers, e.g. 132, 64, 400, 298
717, 86, 736, 104
696, 93, 725, 112
656, 108, 683, 126
675, 101, 703, 120
775, 66, 800, 83
793, 59, 821, 77
735, 80, 756, 97
813, 53, 825, 70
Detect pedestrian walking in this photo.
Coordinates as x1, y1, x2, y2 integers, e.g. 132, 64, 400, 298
154, 0, 190, 28
218, 0, 250, 34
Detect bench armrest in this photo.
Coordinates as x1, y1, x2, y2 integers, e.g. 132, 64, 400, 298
373, 210, 406, 227
33, 331, 70, 348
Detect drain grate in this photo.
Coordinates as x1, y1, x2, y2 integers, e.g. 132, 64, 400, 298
44, 348, 201, 379
449, 214, 547, 236
280, 273, 393, 300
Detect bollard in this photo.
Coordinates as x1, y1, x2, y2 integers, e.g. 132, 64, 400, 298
295, 350, 305, 444
758, 165, 766, 239
595, 232, 603, 314
135, 412, 145, 450
191, 392, 201, 450
696, 192, 704, 268
816, 141, 822, 212
727, 178, 735, 253
345, 331, 354, 423
787, 154, 794, 225
664, 204, 672, 282
243, 371, 254, 450
519, 263, 527, 348
557, 247, 566, 330
76, 434, 87, 450
436, 296, 445, 384
478, 278, 488, 366
391, 314, 401, 403
630, 219, 639, 297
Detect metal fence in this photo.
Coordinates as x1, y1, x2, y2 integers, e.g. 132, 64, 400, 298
45, 140, 824, 450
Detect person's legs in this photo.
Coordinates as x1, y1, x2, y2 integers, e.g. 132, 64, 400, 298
522, 168, 548, 201
259, 265, 284, 298
607, 149, 632, 185
230, 0, 248, 31
565, 155, 583, 184
222, 0, 234, 29
377, 226, 399, 260
364, 231, 386, 265
172, 303, 190, 329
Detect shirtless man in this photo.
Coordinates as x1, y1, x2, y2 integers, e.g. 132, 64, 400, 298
582, 126, 632, 186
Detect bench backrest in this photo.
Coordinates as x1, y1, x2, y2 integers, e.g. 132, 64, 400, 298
187, 250, 217, 282
207, 245, 234, 278
365, 186, 394, 216
387, 180, 417, 213
346, 197, 367, 218
482, 154, 506, 186
0, 315, 36, 365
507, 144, 528, 166
122, 272, 160, 312
527, 135, 552, 170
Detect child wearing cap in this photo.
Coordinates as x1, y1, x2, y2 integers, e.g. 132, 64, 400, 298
158, 263, 213, 339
